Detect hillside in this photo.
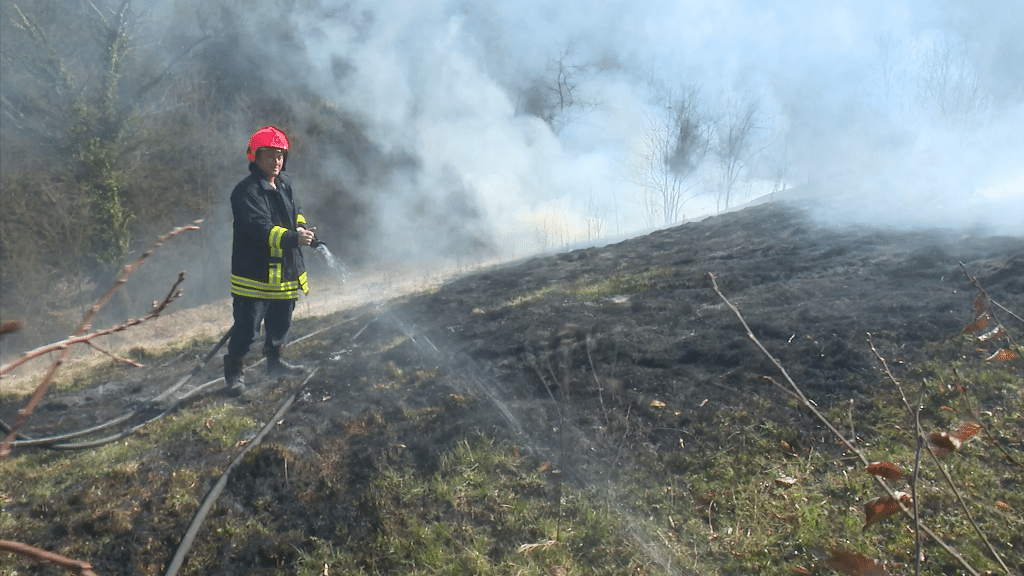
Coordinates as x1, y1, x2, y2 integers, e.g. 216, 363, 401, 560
3, 200, 1023, 575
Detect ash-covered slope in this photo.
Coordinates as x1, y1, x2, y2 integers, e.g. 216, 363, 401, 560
400, 200, 1022, 398
3, 199, 1022, 575
10, 199, 1023, 462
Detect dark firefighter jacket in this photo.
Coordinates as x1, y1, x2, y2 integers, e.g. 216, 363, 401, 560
230, 162, 309, 300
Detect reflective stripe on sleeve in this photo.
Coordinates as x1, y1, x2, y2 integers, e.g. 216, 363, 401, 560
268, 226, 288, 258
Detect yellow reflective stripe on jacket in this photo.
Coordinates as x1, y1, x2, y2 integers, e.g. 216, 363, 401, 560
268, 226, 287, 258
231, 285, 298, 300
231, 274, 300, 292
231, 273, 301, 299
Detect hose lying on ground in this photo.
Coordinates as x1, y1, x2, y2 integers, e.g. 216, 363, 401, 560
163, 368, 319, 576
3, 314, 361, 452
3, 329, 232, 449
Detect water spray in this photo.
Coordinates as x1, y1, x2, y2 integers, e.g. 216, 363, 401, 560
311, 235, 349, 281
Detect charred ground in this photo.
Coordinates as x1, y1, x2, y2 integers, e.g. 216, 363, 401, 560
3, 200, 1023, 575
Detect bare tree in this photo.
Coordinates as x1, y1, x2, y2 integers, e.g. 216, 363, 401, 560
634, 87, 712, 226
583, 187, 608, 241
917, 34, 988, 130
768, 141, 791, 201
712, 92, 763, 213
875, 31, 910, 119
518, 43, 599, 134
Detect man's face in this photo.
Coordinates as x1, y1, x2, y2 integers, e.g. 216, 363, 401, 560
256, 147, 285, 179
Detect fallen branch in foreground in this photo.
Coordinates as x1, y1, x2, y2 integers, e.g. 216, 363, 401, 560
0, 539, 98, 576
1, 271, 186, 377
707, 272, 981, 576
1, 220, 201, 460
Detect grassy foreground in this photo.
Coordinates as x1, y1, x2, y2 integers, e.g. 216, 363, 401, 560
2, 311, 1022, 575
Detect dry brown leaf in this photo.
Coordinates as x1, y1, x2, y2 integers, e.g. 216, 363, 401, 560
826, 547, 888, 576
862, 492, 910, 531
792, 565, 812, 575
537, 461, 551, 473
952, 421, 981, 443
961, 313, 990, 334
930, 422, 982, 457
649, 399, 666, 408
986, 348, 1019, 362
865, 461, 903, 480
928, 431, 960, 458
972, 293, 988, 316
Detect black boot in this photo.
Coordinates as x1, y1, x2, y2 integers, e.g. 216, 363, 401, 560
224, 355, 246, 395
264, 345, 305, 379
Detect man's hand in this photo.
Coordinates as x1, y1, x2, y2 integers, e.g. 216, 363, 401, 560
297, 227, 316, 247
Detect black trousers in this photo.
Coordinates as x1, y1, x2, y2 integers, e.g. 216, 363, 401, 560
227, 297, 295, 357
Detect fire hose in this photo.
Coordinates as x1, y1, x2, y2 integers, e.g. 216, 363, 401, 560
163, 368, 319, 576
3, 306, 359, 452
1, 328, 232, 450
0, 231, 342, 444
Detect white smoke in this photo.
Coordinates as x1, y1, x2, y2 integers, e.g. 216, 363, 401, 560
169, 0, 1024, 260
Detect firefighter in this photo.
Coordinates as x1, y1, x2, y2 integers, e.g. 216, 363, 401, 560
223, 126, 315, 394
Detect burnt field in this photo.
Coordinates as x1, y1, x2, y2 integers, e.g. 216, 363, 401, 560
3, 200, 1023, 575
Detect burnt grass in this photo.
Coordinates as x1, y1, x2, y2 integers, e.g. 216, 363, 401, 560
3, 200, 1023, 574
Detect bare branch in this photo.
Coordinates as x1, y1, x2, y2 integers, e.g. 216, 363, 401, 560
0, 539, 98, 576
960, 262, 1023, 335
0, 222, 200, 459
709, 272, 981, 576
85, 339, 144, 368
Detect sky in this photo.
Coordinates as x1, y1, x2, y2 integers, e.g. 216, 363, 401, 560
167, 0, 1024, 260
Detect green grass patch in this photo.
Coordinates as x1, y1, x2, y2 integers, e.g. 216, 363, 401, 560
294, 435, 662, 575
0, 400, 256, 566
508, 268, 673, 307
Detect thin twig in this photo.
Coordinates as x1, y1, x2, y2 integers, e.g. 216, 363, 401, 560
926, 437, 1012, 574
912, 384, 925, 576
952, 368, 1022, 469
0, 539, 98, 576
709, 273, 980, 576
960, 262, 1023, 336
1, 274, 183, 376
586, 335, 610, 426
1, 222, 200, 459
864, 334, 986, 576
85, 340, 143, 367
869, 332, 999, 576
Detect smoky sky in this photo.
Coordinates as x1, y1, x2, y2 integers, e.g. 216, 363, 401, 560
159, 0, 1023, 258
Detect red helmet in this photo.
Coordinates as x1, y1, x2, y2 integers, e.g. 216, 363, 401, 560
246, 126, 290, 162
